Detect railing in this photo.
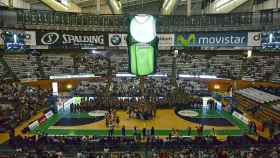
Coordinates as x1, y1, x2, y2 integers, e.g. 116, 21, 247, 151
0, 8, 280, 31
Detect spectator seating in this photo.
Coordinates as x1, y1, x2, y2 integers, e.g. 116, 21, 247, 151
0, 81, 50, 129
1, 53, 280, 83
234, 94, 261, 111
74, 78, 207, 98
0, 63, 6, 78
236, 88, 280, 104
4, 135, 280, 158
76, 54, 108, 75
242, 56, 280, 81
256, 87, 280, 97
3, 54, 41, 79
41, 54, 74, 76
235, 87, 280, 124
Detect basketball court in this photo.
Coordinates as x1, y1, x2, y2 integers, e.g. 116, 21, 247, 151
31, 109, 248, 137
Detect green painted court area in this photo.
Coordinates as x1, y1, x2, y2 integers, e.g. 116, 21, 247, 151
31, 109, 249, 137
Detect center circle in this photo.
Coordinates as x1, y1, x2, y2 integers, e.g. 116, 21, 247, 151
88, 110, 108, 117
178, 110, 199, 117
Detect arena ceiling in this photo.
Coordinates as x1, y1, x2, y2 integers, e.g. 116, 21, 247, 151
21, 0, 256, 15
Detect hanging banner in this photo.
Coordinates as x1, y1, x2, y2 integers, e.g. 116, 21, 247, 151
175, 32, 248, 47
36, 31, 107, 49
0, 30, 36, 46
109, 33, 174, 49
248, 32, 261, 47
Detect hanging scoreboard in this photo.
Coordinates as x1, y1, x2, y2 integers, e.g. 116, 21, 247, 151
127, 15, 158, 76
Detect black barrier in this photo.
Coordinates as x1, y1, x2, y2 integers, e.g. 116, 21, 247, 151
0, 8, 280, 31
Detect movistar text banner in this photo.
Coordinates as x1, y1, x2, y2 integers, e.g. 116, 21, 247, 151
36, 31, 107, 49
175, 32, 248, 47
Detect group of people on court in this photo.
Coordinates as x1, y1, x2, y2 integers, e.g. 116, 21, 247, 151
108, 124, 156, 137
168, 125, 216, 137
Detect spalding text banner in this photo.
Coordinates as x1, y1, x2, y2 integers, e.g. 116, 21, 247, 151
175, 32, 248, 47
36, 31, 107, 49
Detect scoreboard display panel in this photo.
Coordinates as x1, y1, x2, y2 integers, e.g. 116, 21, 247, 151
129, 43, 155, 76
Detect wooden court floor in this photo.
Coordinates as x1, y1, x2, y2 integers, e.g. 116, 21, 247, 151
49, 109, 240, 131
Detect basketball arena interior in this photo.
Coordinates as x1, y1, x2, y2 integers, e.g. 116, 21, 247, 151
1, 0, 280, 158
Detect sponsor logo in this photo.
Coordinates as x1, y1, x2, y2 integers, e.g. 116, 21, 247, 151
253, 33, 261, 41
40, 32, 104, 46
176, 34, 196, 46
62, 34, 104, 45
176, 33, 247, 47
41, 32, 59, 45
178, 110, 199, 117
248, 32, 261, 47
110, 34, 122, 45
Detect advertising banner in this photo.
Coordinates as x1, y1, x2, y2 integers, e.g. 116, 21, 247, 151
0, 30, 36, 46
28, 120, 39, 131
261, 31, 280, 49
232, 111, 249, 125
248, 32, 261, 47
175, 32, 248, 47
109, 33, 127, 47
38, 115, 47, 124
44, 110, 54, 119
109, 33, 174, 49
24, 31, 36, 46
36, 31, 107, 49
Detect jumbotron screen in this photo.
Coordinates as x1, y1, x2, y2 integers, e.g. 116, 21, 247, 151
129, 43, 155, 76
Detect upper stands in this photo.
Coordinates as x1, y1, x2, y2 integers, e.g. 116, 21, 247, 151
40, 54, 74, 76
76, 54, 109, 75
242, 56, 280, 81
177, 54, 243, 79
3, 54, 41, 79
1, 53, 280, 83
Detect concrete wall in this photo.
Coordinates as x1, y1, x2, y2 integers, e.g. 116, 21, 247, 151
254, 0, 280, 11
31, 2, 51, 10
0, 0, 30, 9
232, 0, 254, 13
82, 5, 112, 14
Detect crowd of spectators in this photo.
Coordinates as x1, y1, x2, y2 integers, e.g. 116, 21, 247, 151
2, 53, 280, 83
75, 78, 207, 98
0, 80, 50, 130
70, 94, 203, 114
75, 54, 109, 75
4, 135, 280, 158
